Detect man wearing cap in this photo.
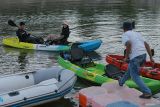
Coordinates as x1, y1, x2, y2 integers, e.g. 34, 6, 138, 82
16, 22, 30, 42
118, 21, 154, 99
16, 22, 44, 44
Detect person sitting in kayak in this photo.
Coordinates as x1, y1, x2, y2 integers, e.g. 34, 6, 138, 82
46, 21, 70, 45
60, 21, 70, 44
16, 22, 44, 44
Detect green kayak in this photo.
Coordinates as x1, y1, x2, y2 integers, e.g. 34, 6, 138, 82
58, 56, 160, 94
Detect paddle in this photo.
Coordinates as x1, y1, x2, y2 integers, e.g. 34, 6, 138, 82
8, 20, 45, 44
131, 21, 135, 29
8, 20, 18, 27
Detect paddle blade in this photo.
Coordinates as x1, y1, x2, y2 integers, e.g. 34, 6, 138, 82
132, 21, 135, 29
151, 49, 154, 56
8, 20, 18, 27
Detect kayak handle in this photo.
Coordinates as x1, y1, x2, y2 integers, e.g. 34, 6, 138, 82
8, 91, 19, 96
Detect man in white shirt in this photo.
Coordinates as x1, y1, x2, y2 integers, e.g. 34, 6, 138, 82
118, 22, 154, 99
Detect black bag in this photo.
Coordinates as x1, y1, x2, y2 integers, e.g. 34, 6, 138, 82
105, 64, 124, 80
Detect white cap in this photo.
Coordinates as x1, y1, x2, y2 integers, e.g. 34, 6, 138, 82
63, 20, 69, 26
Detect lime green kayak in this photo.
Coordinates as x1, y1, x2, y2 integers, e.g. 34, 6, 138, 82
58, 56, 160, 94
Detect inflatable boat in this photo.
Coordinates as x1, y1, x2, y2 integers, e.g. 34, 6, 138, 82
0, 66, 76, 107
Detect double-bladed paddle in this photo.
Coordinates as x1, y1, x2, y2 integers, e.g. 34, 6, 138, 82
8, 20, 18, 27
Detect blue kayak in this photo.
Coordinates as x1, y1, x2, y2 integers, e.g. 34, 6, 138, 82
79, 39, 102, 52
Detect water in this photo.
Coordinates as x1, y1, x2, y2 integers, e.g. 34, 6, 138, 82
0, 0, 160, 106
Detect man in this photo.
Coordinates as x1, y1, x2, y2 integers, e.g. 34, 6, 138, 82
118, 21, 154, 99
16, 22, 30, 42
16, 22, 44, 44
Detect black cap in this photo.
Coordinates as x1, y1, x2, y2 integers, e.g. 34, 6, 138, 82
19, 22, 25, 26
122, 22, 132, 30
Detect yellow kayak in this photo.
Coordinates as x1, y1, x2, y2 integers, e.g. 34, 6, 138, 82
3, 37, 102, 52
2, 37, 70, 51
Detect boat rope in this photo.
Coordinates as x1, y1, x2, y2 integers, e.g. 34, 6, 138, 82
57, 74, 76, 93
57, 69, 65, 82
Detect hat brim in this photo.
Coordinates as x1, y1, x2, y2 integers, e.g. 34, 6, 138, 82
63, 21, 69, 26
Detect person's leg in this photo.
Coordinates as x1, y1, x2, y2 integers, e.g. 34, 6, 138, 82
26, 37, 38, 44
60, 38, 68, 45
36, 37, 44, 44
129, 54, 151, 97
118, 64, 131, 86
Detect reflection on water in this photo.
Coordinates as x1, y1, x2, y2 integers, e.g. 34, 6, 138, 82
18, 50, 28, 70
1, 0, 160, 106
1, 46, 57, 74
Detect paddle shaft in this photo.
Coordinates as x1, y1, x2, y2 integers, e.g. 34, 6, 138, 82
8, 20, 44, 38
8, 20, 18, 27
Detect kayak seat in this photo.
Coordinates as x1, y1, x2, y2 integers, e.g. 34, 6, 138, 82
59, 43, 81, 60
70, 47, 84, 62
60, 45, 95, 67
105, 64, 124, 80
70, 47, 95, 68
80, 56, 95, 68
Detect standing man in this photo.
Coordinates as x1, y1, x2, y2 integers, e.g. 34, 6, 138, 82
118, 21, 154, 99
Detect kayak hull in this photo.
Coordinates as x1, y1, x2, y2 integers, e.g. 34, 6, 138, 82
3, 37, 102, 52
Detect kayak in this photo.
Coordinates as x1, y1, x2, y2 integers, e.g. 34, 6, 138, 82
78, 39, 102, 52
106, 55, 160, 80
2, 37, 102, 52
0, 66, 76, 107
58, 56, 160, 94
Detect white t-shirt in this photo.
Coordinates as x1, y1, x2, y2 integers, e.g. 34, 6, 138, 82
122, 30, 146, 60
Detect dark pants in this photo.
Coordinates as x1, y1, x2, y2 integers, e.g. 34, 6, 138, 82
27, 37, 44, 44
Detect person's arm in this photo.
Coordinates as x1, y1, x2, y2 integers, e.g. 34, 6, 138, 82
124, 41, 131, 61
16, 29, 23, 41
144, 42, 154, 62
